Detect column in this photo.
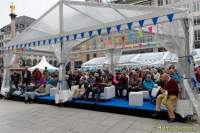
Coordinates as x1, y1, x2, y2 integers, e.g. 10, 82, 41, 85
9, 13, 17, 39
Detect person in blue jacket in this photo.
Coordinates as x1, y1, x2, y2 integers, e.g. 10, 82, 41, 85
143, 73, 155, 91
143, 73, 155, 101
169, 65, 181, 83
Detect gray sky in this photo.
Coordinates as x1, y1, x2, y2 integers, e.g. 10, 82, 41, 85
0, 0, 82, 28
0, 0, 111, 29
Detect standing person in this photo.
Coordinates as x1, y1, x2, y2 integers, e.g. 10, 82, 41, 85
153, 73, 179, 122
43, 67, 49, 79
22, 67, 32, 86
11, 71, 21, 89
71, 70, 80, 86
32, 68, 42, 85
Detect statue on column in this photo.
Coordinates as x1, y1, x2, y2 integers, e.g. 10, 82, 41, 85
10, 2, 16, 14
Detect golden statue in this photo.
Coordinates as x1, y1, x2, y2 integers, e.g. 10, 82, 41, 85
10, 2, 16, 14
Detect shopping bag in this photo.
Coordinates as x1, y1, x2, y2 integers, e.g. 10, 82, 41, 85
151, 87, 160, 97
55, 89, 72, 104
175, 99, 193, 118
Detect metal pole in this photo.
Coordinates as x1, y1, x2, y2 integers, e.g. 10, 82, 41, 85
59, 0, 66, 91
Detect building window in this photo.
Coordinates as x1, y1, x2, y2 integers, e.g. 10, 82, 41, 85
74, 61, 83, 69
86, 54, 90, 61
158, 0, 163, 6
195, 30, 200, 42
193, 1, 200, 12
194, 16, 200, 25
158, 47, 167, 52
93, 53, 97, 58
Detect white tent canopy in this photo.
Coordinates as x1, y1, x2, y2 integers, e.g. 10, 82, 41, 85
82, 49, 200, 68
28, 56, 58, 72
5, 0, 186, 48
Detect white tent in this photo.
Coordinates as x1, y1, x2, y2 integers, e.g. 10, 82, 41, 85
28, 56, 58, 72
2, 0, 200, 118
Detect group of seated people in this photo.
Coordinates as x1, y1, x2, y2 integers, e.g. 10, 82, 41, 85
7, 67, 59, 103
5, 65, 181, 122
69, 65, 181, 122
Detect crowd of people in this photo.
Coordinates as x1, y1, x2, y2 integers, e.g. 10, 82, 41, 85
0, 65, 182, 122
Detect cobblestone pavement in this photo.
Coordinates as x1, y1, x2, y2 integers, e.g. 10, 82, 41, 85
0, 100, 199, 133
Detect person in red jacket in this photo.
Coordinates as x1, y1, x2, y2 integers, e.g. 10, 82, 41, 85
153, 73, 179, 122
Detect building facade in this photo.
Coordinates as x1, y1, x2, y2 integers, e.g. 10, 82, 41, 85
0, 16, 57, 68
139, 0, 200, 48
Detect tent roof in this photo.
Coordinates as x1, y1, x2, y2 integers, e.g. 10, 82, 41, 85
28, 56, 58, 71
82, 49, 200, 67
6, 1, 187, 48
82, 57, 108, 67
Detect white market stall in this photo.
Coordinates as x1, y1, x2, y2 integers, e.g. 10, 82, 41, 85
1, 0, 200, 118
28, 56, 58, 72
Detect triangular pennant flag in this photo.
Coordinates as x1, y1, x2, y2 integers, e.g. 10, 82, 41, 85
48, 39, 52, 45
24, 43, 27, 48
167, 13, 174, 22
116, 25, 121, 32
139, 19, 145, 27
127, 22, 133, 30
43, 40, 46, 45
28, 43, 31, 47
97, 29, 102, 36
28, 47, 32, 52
33, 42, 36, 47
74, 34, 77, 40
89, 31, 93, 38
100, 37, 103, 42
38, 41, 40, 46
129, 32, 134, 40
152, 17, 158, 25
138, 30, 143, 38
93, 39, 97, 49
13, 48, 16, 53
116, 38, 119, 44
148, 26, 153, 33
20, 48, 23, 53
60, 36, 63, 42
112, 44, 117, 49
20, 44, 23, 48
66, 36, 69, 41
130, 43, 134, 48
138, 43, 142, 48
81, 32, 84, 38
107, 27, 112, 34
121, 35, 125, 42
122, 43, 126, 49
54, 38, 57, 43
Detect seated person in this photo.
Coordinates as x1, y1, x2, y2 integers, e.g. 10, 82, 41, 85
143, 73, 155, 101
152, 73, 179, 123
72, 77, 88, 99
36, 75, 47, 88
24, 84, 53, 103
127, 73, 142, 99
115, 73, 128, 98
47, 75, 58, 87
91, 73, 104, 102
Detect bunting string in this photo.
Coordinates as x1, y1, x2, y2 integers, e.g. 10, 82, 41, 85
3, 12, 177, 51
